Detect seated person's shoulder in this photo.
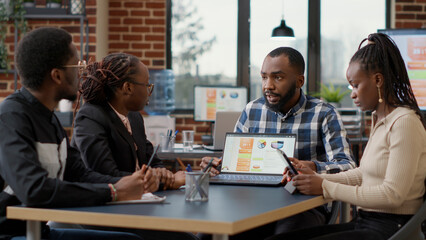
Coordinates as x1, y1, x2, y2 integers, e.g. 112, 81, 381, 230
128, 111, 143, 119
78, 102, 105, 115
0, 93, 29, 114
75, 103, 110, 124
305, 95, 336, 113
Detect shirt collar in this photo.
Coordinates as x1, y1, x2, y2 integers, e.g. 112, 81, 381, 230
108, 102, 132, 134
108, 102, 127, 122
291, 89, 307, 115
20, 87, 54, 117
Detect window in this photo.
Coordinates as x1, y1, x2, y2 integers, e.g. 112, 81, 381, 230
169, 0, 388, 110
171, 0, 238, 109
321, 0, 386, 107
250, 0, 308, 101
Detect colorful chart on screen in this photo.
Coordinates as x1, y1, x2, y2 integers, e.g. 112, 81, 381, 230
257, 139, 267, 149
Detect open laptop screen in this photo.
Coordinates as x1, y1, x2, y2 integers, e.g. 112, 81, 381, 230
221, 133, 297, 175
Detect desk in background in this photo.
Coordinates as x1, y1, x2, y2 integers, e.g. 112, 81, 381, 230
8, 185, 327, 240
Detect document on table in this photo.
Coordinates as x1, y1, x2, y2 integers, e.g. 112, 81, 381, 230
107, 193, 166, 205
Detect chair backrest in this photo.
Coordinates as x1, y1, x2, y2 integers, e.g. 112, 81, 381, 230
388, 180, 426, 240
327, 201, 341, 224
337, 108, 364, 139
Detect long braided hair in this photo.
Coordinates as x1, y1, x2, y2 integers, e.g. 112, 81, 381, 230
350, 33, 425, 129
78, 52, 141, 105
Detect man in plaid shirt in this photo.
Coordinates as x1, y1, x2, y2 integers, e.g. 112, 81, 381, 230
200, 47, 356, 240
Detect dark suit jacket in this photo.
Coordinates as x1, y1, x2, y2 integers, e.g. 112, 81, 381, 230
71, 103, 164, 177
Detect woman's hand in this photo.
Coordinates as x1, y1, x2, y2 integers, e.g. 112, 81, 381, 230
281, 157, 315, 185
142, 165, 159, 193
154, 168, 175, 190
171, 171, 186, 189
292, 174, 324, 195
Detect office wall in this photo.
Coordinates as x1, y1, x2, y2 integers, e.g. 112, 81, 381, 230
395, 0, 426, 28
0, 0, 167, 99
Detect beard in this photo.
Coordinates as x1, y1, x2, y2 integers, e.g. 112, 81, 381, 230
264, 81, 297, 113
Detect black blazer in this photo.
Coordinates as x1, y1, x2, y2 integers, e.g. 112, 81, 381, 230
71, 103, 164, 177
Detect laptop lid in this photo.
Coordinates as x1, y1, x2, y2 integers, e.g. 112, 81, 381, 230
220, 132, 297, 176
211, 111, 241, 150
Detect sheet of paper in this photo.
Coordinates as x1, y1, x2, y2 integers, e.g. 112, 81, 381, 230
107, 193, 166, 205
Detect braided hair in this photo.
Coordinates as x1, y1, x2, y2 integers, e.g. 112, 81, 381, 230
350, 33, 425, 129
79, 52, 141, 105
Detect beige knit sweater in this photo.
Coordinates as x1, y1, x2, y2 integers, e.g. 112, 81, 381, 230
321, 107, 426, 215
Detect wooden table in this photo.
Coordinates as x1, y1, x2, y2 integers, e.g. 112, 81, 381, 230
8, 185, 327, 240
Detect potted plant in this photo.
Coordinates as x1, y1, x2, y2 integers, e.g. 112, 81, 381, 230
0, 0, 10, 70
46, 0, 62, 8
0, 0, 28, 71
313, 83, 351, 108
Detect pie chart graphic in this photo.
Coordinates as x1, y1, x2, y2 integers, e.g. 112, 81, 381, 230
257, 139, 267, 149
220, 91, 226, 98
271, 141, 284, 149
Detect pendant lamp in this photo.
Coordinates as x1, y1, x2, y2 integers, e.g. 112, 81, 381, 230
271, 0, 295, 38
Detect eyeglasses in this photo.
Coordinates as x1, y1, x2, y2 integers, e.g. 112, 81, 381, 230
62, 60, 87, 77
128, 81, 155, 95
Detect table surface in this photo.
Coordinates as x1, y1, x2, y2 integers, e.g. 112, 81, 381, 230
7, 185, 326, 235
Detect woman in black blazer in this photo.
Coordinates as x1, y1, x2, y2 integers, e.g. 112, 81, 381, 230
72, 53, 185, 191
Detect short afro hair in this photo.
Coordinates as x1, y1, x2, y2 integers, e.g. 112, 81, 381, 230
15, 27, 74, 90
267, 47, 305, 75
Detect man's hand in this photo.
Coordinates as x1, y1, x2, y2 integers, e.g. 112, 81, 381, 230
154, 167, 175, 190
293, 174, 324, 195
298, 160, 317, 172
142, 165, 159, 193
113, 168, 145, 201
200, 157, 222, 176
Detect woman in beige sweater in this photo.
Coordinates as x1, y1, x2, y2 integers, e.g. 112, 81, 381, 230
268, 33, 426, 240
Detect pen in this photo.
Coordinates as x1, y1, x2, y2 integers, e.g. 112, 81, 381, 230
146, 144, 160, 168
176, 157, 186, 170
202, 158, 215, 173
173, 130, 179, 137
186, 164, 192, 172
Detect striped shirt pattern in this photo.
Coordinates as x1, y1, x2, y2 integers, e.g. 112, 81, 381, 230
235, 91, 356, 174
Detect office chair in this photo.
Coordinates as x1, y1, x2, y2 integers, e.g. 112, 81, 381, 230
388, 180, 426, 240
327, 201, 341, 224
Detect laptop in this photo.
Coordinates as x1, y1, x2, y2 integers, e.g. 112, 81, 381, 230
203, 111, 241, 151
210, 132, 297, 186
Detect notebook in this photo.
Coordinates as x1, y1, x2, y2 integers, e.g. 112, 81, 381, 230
203, 111, 241, 151
210, 132, 297, 186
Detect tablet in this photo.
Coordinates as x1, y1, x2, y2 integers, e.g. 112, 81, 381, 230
276, 149, 298, 175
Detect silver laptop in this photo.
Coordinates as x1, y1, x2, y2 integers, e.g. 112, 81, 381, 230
203, 111, 241, 151
210, 133, 297, 186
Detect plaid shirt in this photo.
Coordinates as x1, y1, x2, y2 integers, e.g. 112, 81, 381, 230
235, 91, 356, 174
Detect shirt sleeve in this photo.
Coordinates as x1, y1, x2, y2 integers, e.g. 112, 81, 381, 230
315, 108, 356, 173
0, 113, 112, 208
234, 108, 249, 133
321, 167, 363, 186
322, 114, 424, 209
